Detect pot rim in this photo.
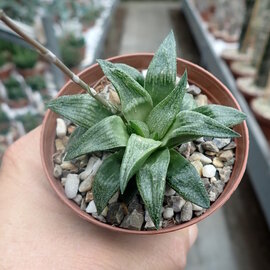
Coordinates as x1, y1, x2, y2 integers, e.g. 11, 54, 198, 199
41, 53, 249, 235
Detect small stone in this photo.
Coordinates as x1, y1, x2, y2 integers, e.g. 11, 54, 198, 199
79, 156, 102, 180
195, 94, 208, 106
195, 137, 205, 144
67, 125, 76, 134
218, 166, 232, 183
145, 219, 156, 230
53, 150, 63, 164
53, 164, 62, 178
202, 141, 219, 153
85, 191, 94, 202
194, 210, 206, 217
187, 85, 201, 95
128, 195, 143, 213
162, 219, 175, 228
205, 151, 216, 156
202, 178, 211, 192
77, 155, 88, 169
196, 143, 204, 153
213, 180, 225, 194
192, 203, 203, 211
108, 191, 120, 204
56, 118, 67, 138
80, 198, 86, 211
79, 175, 94, 192
65, 174, 80, 199
164, 187, 176, 196
73, 194, 82, 205
101, 206, 109, 217
61, 136, 69, 147
106, 202, 125, 225
219, 150, 234, 162
189, 152, 212, 164
171, 196, 186, 212
55, 139, 65, 151
224, 158, 235, 166
163, 208, 174, 219
175, 213, 181, 224
223, 141, 236, 150
212, 138, 231, 149
190, 142, 196, 155
210, 177, 218, 183
120, 209, 144, 230
86, 200, 97, 214
92, 212, 106, 222
61, 177, 67, 186
202, 164, 216, 178
191, 160, 203, 176
181, 202, 193, 222
213, 157, 224, 168
179, 142, 191, 158
209, 189, 218, 202
61, 161, 78, 172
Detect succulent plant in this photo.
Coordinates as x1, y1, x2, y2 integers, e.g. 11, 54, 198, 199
61, 33, 85, 49
13, 47, 38, 69
47, 32, 246, 228
26, 75, 46, 92
60, 43, 82, 69
4, 76, 27, 101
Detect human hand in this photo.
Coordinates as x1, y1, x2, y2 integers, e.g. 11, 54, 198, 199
0, 126, 197, 270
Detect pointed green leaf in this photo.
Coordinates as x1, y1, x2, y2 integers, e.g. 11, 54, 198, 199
127, 120, 149, 137
193, 104, 246, 127
65, 115, 129, 160
66, 126, 87, 152
167, 150, 210, 208
97, 59, 153, 121
114, 63, 144, 86
162, 110, 240, 148
93, 151, 123, 214
145, 31, 177, 105
47, 94, 112, 129
120, 134, 161, 193
146, 70, 187, 140
137, 148, 170, 229
181, 93, 197, 111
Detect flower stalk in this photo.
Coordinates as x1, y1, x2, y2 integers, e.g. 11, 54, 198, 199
0, 9, 117, 114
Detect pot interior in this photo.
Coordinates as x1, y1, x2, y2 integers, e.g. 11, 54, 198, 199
41, 54, 249, 235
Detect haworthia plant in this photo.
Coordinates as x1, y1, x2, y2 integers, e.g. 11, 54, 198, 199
48, 31, 246, 229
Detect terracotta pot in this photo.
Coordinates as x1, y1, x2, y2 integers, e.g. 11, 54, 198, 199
0, 63, 14, 80
41, 54, 249, 235
221, 49, 251, 66
230, 61, 256, 79
236, 77, 263, 104
251, 98, 270, 142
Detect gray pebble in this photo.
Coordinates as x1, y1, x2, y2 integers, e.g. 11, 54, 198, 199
61, 161, 78, 172
219, 150, 234, 162
79, 175, 94, 192
171, 196, 186, 212
164, 187, 176, 196
192, 203, 203, 211
195, 137, 205, 144
80, 198, 87, 211
86, 200, 97, 214
53, 164, 62, 178
128, 195, 143, 213
108, 191, 120, 204
213, 138, 231, 149
73, 194, 82, 205
223, 141, 236, 150
92, 212, 106, 222
61, 177, 67, 186
120, 209, 144, 230
218, 166, 232, 183
202, 141, 219, 153
181, 202, 193, 222
179, 142, 191, 158
224, 158, 235, 166
53, 150, 63, 164
163, 208, 174, 219
64, 174, 79, 199
187, 85, 201, 95
106, 202, 125, 225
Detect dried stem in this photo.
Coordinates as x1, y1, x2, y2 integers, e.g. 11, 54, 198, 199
0, 9, 117, 114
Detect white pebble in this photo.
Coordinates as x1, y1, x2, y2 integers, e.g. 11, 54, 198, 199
202, 165, 216, 178
189, 152, 212, 164
79, 156, 102, 180
164, 187, 176, 196
86, 200, 97, 214
79, 175, 94, 192
65, 174, 79, 199
163, 208, 174, 219
56, 118, 67, 138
